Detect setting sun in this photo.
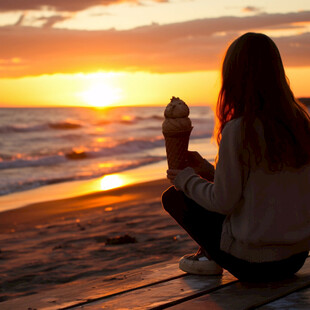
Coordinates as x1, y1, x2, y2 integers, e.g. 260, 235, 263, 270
80, 82, 122, 108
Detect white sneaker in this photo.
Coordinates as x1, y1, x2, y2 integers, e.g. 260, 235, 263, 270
179, 248, 223, 275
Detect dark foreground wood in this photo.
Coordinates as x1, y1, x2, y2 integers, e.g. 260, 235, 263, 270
1, 257, 309, 310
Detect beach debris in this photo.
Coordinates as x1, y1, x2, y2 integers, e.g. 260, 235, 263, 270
77, 223, 85, 231
173, 235, 182, 241
75, 218, 86, 230
105, 234, 137, 245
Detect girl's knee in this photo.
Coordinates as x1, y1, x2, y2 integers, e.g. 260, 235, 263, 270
161, 186, 177, 212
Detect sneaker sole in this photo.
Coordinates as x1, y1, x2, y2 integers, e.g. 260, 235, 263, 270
179, 255, 223, 275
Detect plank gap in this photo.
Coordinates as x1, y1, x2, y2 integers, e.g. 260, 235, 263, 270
62, 274, 186, 310
150, 279, 239, 310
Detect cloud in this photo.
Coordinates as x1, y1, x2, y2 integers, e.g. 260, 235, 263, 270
0, 11, 309, 77
13, 12, 70, 28
242, 6, 262, 13
0, 0, 166, 13
37, 15, 72, 28
14, 14, 26, 26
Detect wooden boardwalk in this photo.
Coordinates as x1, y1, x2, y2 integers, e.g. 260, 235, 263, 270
1, 257, 309, 310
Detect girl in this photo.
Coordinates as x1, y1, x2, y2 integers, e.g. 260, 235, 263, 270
162, 32, 310, 282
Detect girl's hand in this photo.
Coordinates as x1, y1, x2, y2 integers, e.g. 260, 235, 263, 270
166, 169, 182, 185
187, 151, 215, 181
187, 151, 205, 167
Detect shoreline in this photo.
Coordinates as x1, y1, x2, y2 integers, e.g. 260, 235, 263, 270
0, 137, 217, 213
0, 159, 168, 213
0, 177, 170, 234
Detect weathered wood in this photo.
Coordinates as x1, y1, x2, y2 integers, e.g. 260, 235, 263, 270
257, 286, 310, 309
2, 257, 309, 310
168, 258, 310, 310
69, 271, 237, 309
0, 261, 184, 310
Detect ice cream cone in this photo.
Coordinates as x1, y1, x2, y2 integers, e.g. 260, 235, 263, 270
163, 127, 192, 169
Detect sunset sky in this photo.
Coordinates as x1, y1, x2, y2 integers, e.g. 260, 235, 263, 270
0, 0, 309, 107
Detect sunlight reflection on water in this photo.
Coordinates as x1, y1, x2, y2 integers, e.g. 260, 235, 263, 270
100, 174, 127, 191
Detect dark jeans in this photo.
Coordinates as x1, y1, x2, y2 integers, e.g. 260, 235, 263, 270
162, 186, 308, 282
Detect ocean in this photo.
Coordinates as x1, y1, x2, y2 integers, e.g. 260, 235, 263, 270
0, 106, 216, 200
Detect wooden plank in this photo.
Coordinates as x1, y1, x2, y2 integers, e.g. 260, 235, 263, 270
167, 258, 310, 310
69, 270, 237, 310
257, 286, 310, 309
3, 256, 309, 310
0, 260, 184, 310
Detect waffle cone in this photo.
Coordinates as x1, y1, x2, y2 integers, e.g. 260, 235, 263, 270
163, 127, 192, 169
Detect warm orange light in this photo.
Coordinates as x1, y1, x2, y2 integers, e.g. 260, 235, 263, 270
11, 57, 22, 64
121, 115, 133, 122
80, 82, 122, 108
98, 162, 114, 168
96, 137, 108, 143
100, 174, 126, 191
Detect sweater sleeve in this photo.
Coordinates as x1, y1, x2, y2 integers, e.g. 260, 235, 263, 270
174, 119, 244, 215
198, 159, 215, 182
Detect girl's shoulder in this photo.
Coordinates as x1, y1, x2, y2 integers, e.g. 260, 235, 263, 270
223, 117, 244, 138
225, 117, 264, 135
224, 117, 243, 130
221, 118, 244, 147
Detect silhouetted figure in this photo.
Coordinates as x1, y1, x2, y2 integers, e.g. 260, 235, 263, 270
162, 32, 310, 282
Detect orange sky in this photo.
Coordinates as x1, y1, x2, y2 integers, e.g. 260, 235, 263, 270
0, 1, 309, 107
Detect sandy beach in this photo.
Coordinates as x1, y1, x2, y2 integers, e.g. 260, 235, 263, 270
0, 177, 197, 303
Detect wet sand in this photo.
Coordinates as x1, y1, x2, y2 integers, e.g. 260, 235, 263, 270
0, 179, 196, 302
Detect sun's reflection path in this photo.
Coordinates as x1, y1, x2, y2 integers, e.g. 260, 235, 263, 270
100, 174, 127, 191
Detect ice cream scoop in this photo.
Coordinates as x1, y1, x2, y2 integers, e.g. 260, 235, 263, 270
164, 96, 190, 118
162, 117, 192, 132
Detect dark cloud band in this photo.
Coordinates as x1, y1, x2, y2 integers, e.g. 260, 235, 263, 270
0, 11, 309, 77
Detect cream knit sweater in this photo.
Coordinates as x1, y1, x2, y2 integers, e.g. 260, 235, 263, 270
174, 118, 310, 263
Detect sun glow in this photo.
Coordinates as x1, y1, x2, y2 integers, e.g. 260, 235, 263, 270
80, 82, 122, 108
100, 174, 126, 191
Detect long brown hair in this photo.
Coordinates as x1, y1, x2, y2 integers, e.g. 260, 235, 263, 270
216, 32, 310, 171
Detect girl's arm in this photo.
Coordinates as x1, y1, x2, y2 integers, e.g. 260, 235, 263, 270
173, 119, 245, 215
187, 151, 215, 182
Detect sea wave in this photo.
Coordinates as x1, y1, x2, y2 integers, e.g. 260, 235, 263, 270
96, 114, 164, 126
48, 121, 82, 130
0, 156, 164, 196
0, 115, 164, 135
0, 131, 212, 170
0, 106, 215, 198
0, 121, 82, 134
0, 137, 164, 170
136, 115, 164, 121
0, 124, 49, 133
0, 155, 67, 169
